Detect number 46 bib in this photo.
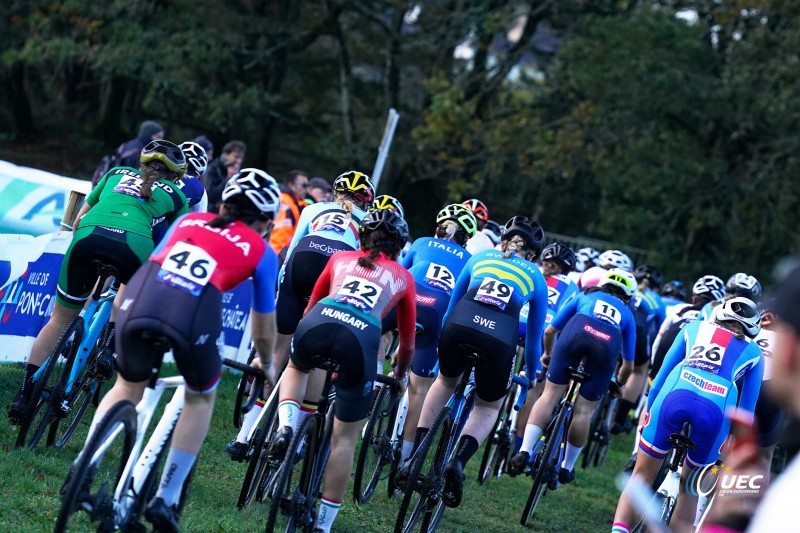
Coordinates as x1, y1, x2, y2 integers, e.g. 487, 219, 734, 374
157, 241, 218, 296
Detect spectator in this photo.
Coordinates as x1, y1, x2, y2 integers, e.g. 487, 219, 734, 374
201, 140, 246, 214
117, 120, 164, 169
305, 177, 332, 204
268, 170, 309, 257
192, 135, 214, 161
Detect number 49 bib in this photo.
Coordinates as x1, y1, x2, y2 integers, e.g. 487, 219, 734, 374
157, 241, 218, 296
474, 277, 513, 310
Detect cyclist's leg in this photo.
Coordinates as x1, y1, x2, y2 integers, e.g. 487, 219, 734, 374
612, 450, 665, 531
613, 319, 649, 433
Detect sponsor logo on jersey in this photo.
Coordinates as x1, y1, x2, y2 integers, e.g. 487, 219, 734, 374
416, 294, 437, 306
681, 369, 728, 396
321, 306, 370, 330
178, 217, 253, 255
308, 240, 345, 256
584, 324, 611, 342
473, 314, 496, 329
426, 240, 465, 259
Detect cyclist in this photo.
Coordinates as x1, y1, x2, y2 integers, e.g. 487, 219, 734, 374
272, 209, 415, 533
579, 249, 632, 288
482, 219, 503, 247
371, 194, 405, 218
396, 204, 477, 468
752, 306, 785, 469
613, 297, 763, 533
660, 280, 687, 311
8, 140, 189, 424
71, 169, 281, 532
569, 246, 600, 285
699, 272, 762, 320
462, 198, 494, 254
401, 216, 548, 508
510, 269, 637, 484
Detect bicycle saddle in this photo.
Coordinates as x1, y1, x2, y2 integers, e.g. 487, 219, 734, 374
456, 343, 484, 363
668, 431, 696, 451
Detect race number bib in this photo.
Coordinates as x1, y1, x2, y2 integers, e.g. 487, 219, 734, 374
756, 330, 775, 380
311, 211, 349, 235
593, 300, 622, 325
684, 324, 734, 374
158, 241, 218, 296
112, 176, 145, 199
335, 275, 383, 313
474, 277, 513, 310
424, 263, 455, 294
547, 286, 560, 307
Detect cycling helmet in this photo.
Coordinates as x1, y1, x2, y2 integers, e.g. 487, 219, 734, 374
634, 264, 664, 288
360, 208, 409, 246
462, 199, 489, 222
370, 194, 405, 219
140, 140, 187, 177
712, 297, 761, 338
661, 280, 687, 300
598, 268, 638, 297
221, 168, 281, 220
483, 220, 502, 246
575, 247, 600, 272
726, 273, 762, 301
692, 275, 726, 301
333, 170, 375, 204
541, 242, 577, 272
502, 216, 545, 258
436, 204, 478, 237
598, 250, 633, 272
179, 141, 208, 177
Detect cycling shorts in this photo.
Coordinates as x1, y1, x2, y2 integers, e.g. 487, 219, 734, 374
57, 225, 152, 309
640, 371, 735, 467
409, 284, 450, 378
275, 235, 354, 335
755, 389, 785, 448
437, 289, 518, 402
547, 314, 621, 402
381, 306, 398, 334
290, 302, 380, 423
114, 261, 223, 394
634, 319, 650, 367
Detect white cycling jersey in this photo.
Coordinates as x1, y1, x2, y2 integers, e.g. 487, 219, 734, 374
753, 327, 775, 381
465, 231, 494, 255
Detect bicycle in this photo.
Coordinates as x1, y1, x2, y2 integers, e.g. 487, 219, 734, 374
519, 358, 590, 526
15, 261, 119, 450
581, 379, 621, 470
267, 358, 400, 532
55, 348, 264, 532
395, 345, 529, 533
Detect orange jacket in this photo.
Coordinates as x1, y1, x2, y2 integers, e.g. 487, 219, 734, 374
269, 190, 308, 255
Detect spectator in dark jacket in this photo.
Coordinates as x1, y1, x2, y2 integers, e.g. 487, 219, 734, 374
201, 140, 246, 214
117, 120, 164, 168
192, 135, 214, 161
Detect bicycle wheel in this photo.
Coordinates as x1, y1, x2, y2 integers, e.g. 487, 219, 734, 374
394, 406, 451, 533
421, 412, 458, 532
233, 346, 257, 428
54, 400, 137, 533
353, 384, 397, 504
478, 392, 512, 484
266, 414, 320, 533
238, 394, 279, 508
520, 401, 568, 526
581, 399, 604, 470
16, 316, 84, 450
630, 492, 669, 533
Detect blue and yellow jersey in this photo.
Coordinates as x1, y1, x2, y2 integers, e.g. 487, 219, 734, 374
400, 237, 471, 296
445, 249, 548, 373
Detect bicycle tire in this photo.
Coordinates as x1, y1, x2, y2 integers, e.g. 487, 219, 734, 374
394, 406, 451, 533
17, 316, 84, 449
581, 398, 605, 470
266, 414, 320, 533
520, 399, 569, 526
54, 400, 137, 533
630, 492, 668, 533
233, 347, 257, 428
238, 393, 279, 508
478, 392, 511, 484
420, 411, 457, 532
353, 384, 397, 504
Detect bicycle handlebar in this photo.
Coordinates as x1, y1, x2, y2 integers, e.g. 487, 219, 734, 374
511, 374, 532, 411
223, 358, 266, 414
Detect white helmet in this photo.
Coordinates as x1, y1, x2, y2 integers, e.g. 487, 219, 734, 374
222, 168, 281, 220
575, 247, 600, 273
726, 273, 762, 301
692, 275, 726, 301
712, 297, 761, 338
179, 141, 209, 177
598, 250, 633, 272
598, 268, 637, 297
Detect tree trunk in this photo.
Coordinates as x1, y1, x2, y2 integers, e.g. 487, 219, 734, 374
96, 76, 127, 145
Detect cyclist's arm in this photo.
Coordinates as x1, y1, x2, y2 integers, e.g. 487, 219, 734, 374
647, 329, 687, 408
442, 257, 474, 324
304, 257, 333, 315
737, 349, 764, 416
651, 312, 676, 359
250, 246, 279, 368
621, 309, 636, 363
73, 202, 93, 230
523, 278, 549, 371
394, 274, 417, 378
398, 243, 415, 269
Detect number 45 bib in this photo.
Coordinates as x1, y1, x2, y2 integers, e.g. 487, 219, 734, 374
157, 241, 218, 297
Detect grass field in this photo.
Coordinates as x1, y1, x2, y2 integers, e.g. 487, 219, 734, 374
1, 363, 633, 532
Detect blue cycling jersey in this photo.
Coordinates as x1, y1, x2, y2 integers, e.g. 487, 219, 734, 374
633, 288, 666, 341
400, 237, 471, 296
550, 290, 637, 362
699, 300, 717, 321
444, 249, 548, 374
660, 294, 685, 312
284, 201, 365, 257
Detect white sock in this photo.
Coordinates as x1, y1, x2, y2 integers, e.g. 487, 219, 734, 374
561, 443, 583, 471
376, 360, 383, 375
277, 399, 300, 431
235, 398, 265, 443
156, 448, 197, 506
695, 494, 709, 527
400, 439, 414, 465
314, 497, 342, 532
520, 424, 543, 455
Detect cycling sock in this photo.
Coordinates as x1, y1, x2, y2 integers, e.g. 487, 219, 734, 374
400, 440, 414, 465
277, 399, 300, 431
614, 399, 636, 425
20, 363, 40, 397
412, 427, 429, 455
235, 398, 265, 443
376, 360, 383, 376
156, 448, 197, 506
454, 435, 479, 466
694, 494, 709, 527
298, 401, 316, 425
611, 522, 630, 533
520, 424, 543, 454
561, 443, 583, 471
314, 497, 342, 533
514, 435, 523, 453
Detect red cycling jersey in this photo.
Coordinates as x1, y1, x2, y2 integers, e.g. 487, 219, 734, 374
306, 250, 416, 375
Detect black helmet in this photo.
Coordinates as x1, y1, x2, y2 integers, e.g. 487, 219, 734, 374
221, 168, 281, 220
634, 264, 664, 288
541, 242, 577, 272
360, 208, 409, 247
726, 273, 762, 301
661, 280, 686, 300
502, 216, 545, 258
140, 140, 187, 177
